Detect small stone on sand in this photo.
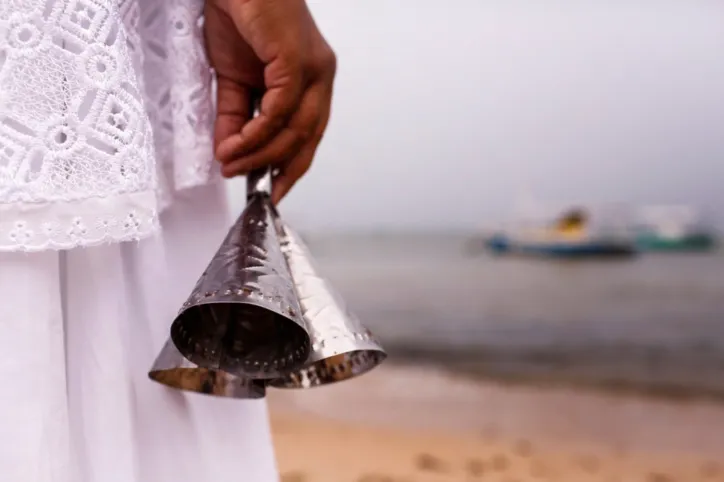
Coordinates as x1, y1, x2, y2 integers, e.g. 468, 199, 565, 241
356, 473, 395, 482
415, 452, 449, 473
647, 472, 673, 482
466, 458, 486, 477
492, 454, 509, 472
514, 440, 533, 457
280, 471, 307, 482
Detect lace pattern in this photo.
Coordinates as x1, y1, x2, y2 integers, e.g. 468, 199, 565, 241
124, 0, 218, 192
0, 190, 157, 251
0, 0, 217, 252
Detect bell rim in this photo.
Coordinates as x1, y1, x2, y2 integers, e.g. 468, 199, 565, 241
169, 300, 312, 379
147, 367, 268, 399
267, 348, 387, 389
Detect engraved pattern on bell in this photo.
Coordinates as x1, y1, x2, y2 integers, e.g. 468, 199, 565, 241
148, 340, 266, 399
170, 193, 311, 379
269, 224, 387, 388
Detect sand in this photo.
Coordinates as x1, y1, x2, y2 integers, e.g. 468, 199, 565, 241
268, 365, 724, 482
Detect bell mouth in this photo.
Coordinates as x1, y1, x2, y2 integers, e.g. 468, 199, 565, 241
269, 349, 387, 389
148, 367, 266, 399
170, 302, 311, 379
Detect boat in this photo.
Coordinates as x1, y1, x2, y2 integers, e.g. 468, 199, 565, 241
484, 208, 638, 258
636, 232, 716, 252
634, 206, 718, 252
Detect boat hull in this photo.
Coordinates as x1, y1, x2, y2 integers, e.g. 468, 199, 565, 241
635, 233, 717, 252
485, 235, 637, 258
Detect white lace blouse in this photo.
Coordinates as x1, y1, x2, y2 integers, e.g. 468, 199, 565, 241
0, 0, 218, 252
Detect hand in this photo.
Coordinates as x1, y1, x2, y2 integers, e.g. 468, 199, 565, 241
204, 0, 337, 204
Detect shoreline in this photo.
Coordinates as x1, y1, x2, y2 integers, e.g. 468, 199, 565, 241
269, 364, 724, 481
384, 355, 724, 403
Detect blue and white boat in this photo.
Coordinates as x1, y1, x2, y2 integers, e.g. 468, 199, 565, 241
484, 208, 638, 258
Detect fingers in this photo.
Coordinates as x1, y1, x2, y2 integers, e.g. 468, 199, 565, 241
215, 79, 301, 163
234, 59, 304, 155
213, 77, 253, 156
220, 81, 328, 177
270, 143, 315, 205
220, 126, 303, 177
270, 85, 333, 204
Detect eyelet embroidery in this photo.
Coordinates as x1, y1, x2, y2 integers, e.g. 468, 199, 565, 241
0, 1, 217, 252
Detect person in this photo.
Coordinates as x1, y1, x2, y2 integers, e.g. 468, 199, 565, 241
0, 1, 336, 481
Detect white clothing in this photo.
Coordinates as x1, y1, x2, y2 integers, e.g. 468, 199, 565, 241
0, 3, 279, 480
0, 182, 280, 482
0, 0, 217, 251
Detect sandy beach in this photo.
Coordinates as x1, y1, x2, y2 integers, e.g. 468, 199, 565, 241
268, 364, 724, 482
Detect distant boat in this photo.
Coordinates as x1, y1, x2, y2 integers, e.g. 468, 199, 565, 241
484, 208, 638, 259
634, 205, 718, 253
636, 231, 717, 252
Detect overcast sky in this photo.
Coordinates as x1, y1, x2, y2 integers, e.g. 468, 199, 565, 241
227, 1, 724, 231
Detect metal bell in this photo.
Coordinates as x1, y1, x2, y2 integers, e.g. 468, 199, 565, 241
269, 223, 387, 388
148, 340, 266, 398
170, 169, 311, 379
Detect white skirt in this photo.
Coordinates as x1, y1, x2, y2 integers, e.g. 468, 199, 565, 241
0, 183, 279, 482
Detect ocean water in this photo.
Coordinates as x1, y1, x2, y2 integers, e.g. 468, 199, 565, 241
305, 232, 724, 400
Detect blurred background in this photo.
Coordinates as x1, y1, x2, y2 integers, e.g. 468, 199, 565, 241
229, 2, 724, 481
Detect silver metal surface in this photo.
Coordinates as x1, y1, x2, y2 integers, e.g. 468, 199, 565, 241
170, 169, 311, 379
148, 340, 266, 398
247, 167, 272, 197
269, 224, 387, 388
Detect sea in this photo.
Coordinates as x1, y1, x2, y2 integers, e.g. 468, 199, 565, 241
303, 232, 724, 401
